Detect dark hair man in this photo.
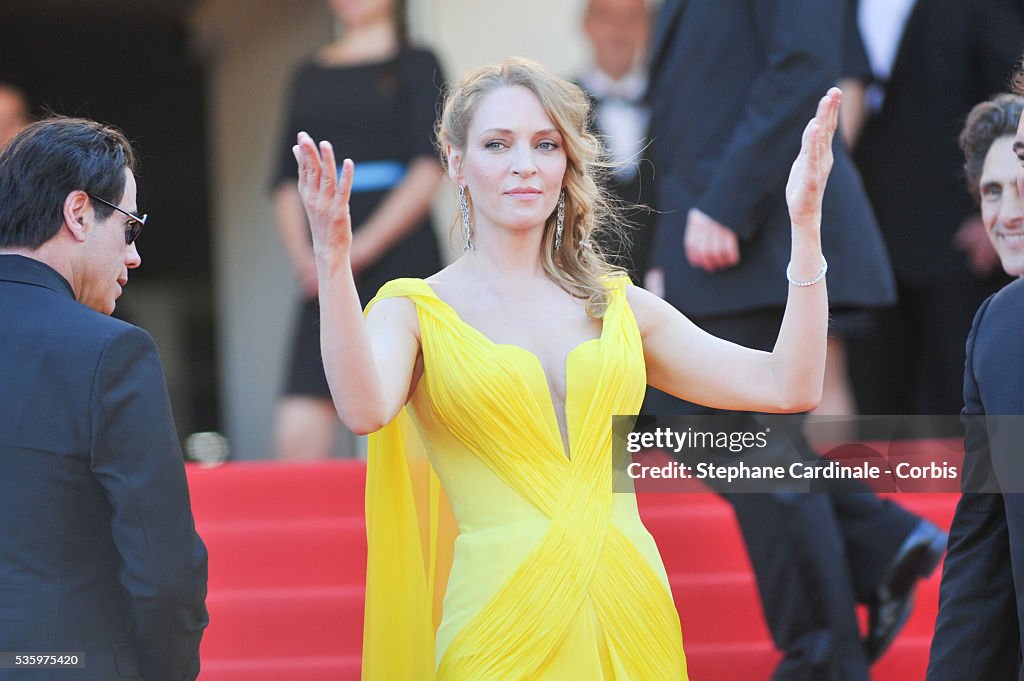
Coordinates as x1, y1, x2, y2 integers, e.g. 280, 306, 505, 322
926, 85, 1024, 681
0, 117, 208, 681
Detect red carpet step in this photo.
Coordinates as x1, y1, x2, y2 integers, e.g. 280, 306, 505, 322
186, 459, 958, 680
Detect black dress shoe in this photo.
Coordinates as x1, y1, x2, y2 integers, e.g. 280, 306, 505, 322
864, 520, 947, 662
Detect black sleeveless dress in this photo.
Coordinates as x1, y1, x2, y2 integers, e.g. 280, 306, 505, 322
272, 48, 445, 397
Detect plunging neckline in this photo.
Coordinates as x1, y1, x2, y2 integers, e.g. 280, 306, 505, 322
421, 281, 604, 462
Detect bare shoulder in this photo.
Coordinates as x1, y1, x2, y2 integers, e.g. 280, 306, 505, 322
365, 295, 420, 342
624, 284, 679, 338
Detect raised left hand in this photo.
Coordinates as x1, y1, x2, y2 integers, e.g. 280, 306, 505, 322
786, 88, 841, 231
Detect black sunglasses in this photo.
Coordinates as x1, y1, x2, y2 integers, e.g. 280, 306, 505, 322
88, 194, 148, 245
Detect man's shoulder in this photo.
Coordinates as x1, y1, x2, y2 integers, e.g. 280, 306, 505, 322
22, 292, 154, 358
981, 278, 1024, 322
77, 312, 156, 363
991, 276, 1024, 301
970, 278, 1024, 353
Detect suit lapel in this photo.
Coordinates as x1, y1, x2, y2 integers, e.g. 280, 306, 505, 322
648, 0, 688, 83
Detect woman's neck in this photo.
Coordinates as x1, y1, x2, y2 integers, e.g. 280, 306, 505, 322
322, 20, 398, 65
462, 223, 549, 281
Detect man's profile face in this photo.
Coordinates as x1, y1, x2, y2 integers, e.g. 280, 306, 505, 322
77, 169, 142, 315
0, 88, 29, 148
979, 135, 1024, 277
1015, 108, 1024, 203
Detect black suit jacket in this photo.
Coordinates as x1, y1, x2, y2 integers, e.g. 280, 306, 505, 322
926, 277, 1024, 681
648, 0, 896, 317
0, 255, 208, 681
853, 0, 1024, 286
577, 85, 656, 283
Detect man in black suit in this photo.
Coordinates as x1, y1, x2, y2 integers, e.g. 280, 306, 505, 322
926, 90, 1024, 681
645, 1, 944, 678
578, 0, 655, 283
0, 117, 208, 681
847, 0, 1024, 416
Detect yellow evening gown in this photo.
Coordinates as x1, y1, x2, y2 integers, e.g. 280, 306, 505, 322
361, 276, 688, 680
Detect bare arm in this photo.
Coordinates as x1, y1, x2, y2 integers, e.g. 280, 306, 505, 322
294, 132, 421, 433
636, 89, 839, 412
349, 157, 444, 272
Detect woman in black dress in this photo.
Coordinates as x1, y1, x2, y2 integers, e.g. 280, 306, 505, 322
272, 0, 444, 459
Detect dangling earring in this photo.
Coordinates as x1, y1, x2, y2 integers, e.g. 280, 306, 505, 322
554, 190, 565, 251
458, 185, 474, 251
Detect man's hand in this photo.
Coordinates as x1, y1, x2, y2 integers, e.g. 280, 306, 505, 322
954, 214, 1000, 278
684, 208, 740, 272
644, 267, 665, 298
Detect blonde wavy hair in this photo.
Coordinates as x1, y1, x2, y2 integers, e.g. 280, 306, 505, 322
436, 56, 627, 318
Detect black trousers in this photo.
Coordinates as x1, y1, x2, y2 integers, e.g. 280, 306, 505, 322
643, 307, 920, 681
846, 273, 996, 417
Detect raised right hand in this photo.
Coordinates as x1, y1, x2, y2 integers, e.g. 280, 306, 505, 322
293, 131, 355, 260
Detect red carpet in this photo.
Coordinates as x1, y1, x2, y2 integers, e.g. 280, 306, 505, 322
187, 454, 958, 680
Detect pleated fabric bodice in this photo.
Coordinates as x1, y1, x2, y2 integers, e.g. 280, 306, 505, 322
361, 276, 688, 680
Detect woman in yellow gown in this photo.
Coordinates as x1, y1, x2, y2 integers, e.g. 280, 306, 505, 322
291, 57, 842, 680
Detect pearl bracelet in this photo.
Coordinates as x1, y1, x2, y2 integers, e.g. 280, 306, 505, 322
786, 255, 828, 287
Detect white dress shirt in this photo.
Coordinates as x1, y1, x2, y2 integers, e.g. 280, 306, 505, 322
580, 67, 649, 182
858, 0, 919, 81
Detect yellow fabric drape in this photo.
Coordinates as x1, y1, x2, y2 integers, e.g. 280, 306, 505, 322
361, 398, 456, 679
361, 277, 687, 680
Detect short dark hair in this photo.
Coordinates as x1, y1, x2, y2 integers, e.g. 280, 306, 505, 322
0, 116, 137, 249
1013, 57, 1024, 97
959, 93, 1024, 202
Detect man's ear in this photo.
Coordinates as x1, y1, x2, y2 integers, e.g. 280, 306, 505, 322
446, 144, 463, 185
62, 191, 90, 243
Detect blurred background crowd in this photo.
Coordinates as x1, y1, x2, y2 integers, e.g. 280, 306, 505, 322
2, 0, 1022, 461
